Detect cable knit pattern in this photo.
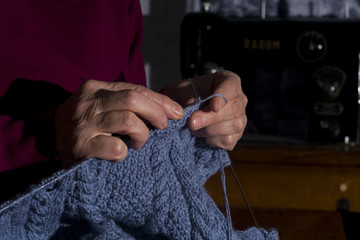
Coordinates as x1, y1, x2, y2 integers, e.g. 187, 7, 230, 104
0, 96, 278, 240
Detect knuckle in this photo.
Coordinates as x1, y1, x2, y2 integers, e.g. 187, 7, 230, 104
233, 72, 241, 82
242, 94, 248, 106
80, 79, 99, 92
132, 84, 148, 95
232, 117, 245, 133
237, 88, 248, 104
221, 135, 233, 146
110, 140, 126, 159
230, 71, 241, 82
108, 81, 128, 91
123, 89, 140, 106
242, 114, 248, 127
220, 135, 237, 150
217, 70, 241, 83
228, 71, 241, 83
121, 111, 137, 128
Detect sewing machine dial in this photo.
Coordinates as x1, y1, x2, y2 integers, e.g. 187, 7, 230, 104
313, 66, 347, 100
297, 31, 327, 62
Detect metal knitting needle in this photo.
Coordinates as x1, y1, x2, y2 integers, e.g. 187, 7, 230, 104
188, 78, 258, 227
188, 78, 200, 101
229, 164, 259, 228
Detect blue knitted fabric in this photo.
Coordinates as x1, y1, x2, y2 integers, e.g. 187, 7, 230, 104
0, 96, 278, 240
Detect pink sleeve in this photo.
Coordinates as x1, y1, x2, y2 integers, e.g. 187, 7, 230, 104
122, 0, 147, 86
0, 0, 146, 173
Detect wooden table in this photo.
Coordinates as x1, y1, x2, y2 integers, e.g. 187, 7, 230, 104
205, 143, 360, 239
229, 208, 346, 240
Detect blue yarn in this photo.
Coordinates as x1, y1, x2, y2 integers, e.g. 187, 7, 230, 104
0, 95, 278, 240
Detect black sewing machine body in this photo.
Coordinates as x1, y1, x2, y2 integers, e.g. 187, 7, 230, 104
181, 13, 360, 144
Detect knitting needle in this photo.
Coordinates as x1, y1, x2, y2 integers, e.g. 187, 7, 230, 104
188, 78, 200, 101
188, 78, 258, 227
229, 164, 259, 228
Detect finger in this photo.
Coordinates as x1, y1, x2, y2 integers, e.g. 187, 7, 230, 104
189, 97, 243, 131
209, 71, 241, 112
99, 90, 171, 130
191, 115, 246, 138
95, 111, 149, 150
85, 135, 128, 162
128, 84, 184, 120
205, 134, 242, 151
91, 81, 184, 120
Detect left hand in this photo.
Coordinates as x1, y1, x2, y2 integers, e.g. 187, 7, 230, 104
161, 70, 247, 150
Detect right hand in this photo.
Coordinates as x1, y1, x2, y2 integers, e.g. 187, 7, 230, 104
54, 80, 184, 168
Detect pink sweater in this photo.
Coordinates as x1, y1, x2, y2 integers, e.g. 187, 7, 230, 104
0, 0, 146, 172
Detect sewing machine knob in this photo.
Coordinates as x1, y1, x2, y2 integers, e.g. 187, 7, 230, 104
313, 66, 347, 100
297, 31, 327, 62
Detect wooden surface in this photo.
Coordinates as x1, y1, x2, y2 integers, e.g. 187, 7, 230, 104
229, 208, 346, 240
204, 144, 360, 239
205, 144, 360, 212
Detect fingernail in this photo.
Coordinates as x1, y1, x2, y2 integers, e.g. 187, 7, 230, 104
192, 115, 203, 129
173, 103, 184, 117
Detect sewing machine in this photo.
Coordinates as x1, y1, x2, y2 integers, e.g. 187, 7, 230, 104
182, 1, 360, 239
181, 6, 360, 146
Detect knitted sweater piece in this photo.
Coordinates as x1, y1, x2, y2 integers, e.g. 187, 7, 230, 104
0, 97, 278, 240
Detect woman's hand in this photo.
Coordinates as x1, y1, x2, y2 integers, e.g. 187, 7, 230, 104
161, 70, 247, 150
55, 80, 184, 167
